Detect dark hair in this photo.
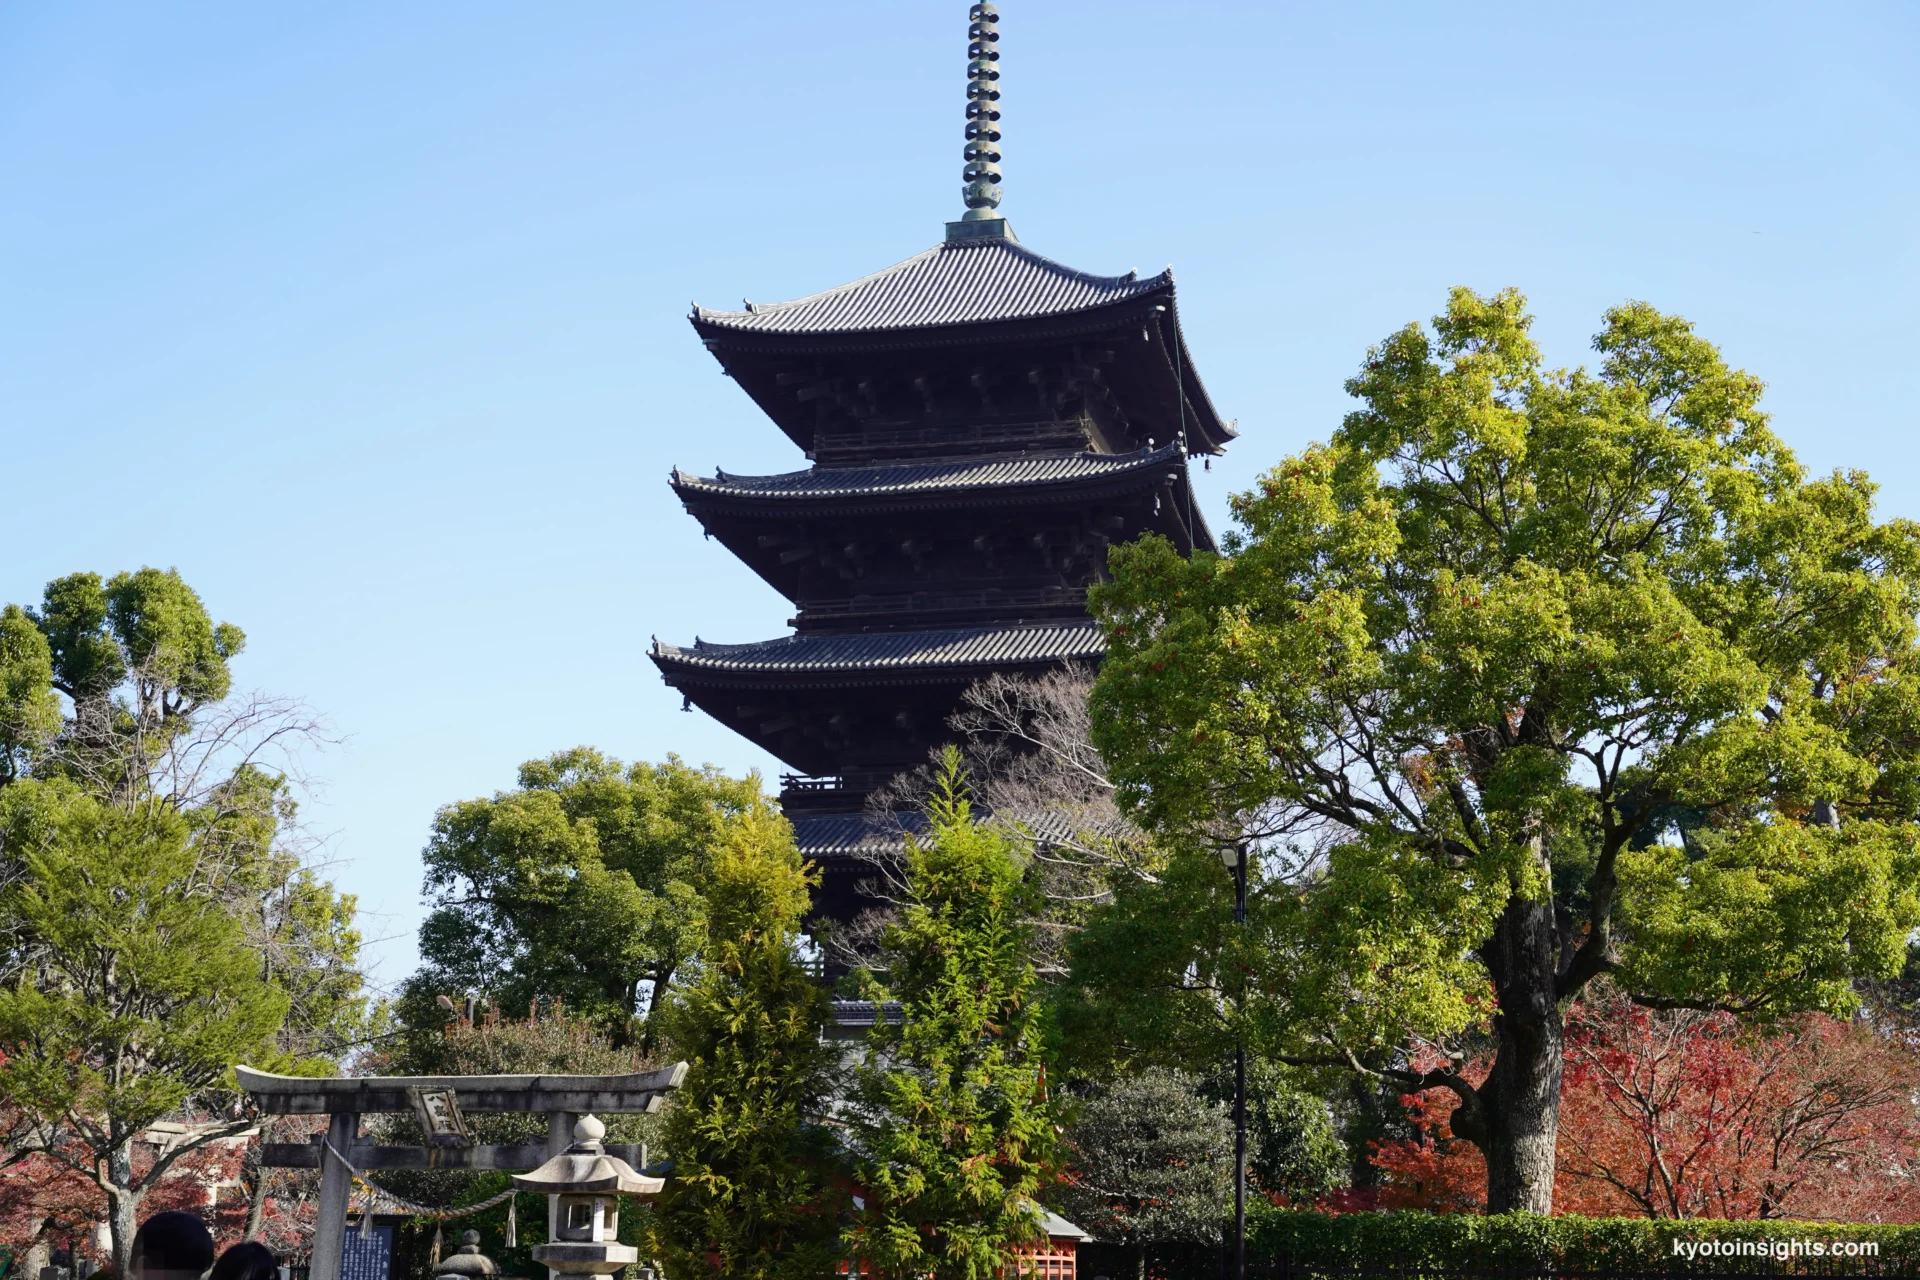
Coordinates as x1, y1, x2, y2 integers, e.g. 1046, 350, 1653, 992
130, 1212, 215, 1275
209, 1242, 279, 1280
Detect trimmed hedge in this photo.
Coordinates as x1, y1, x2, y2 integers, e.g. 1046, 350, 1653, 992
1074, 1211, 1920, 1276
1248, 1209, 1920, 1273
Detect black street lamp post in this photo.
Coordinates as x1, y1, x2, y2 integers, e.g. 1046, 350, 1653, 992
1220, 844, 1248, 1280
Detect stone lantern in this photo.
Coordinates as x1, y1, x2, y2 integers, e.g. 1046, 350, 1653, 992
511, 1115, 663, 1277
434, 1232, 499, 1279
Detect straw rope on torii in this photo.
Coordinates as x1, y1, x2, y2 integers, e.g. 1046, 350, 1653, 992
237, 1063, 687, 1280
324, 1137, 523, 1264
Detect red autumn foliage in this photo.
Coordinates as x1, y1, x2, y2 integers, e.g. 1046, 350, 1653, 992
1372, 1002, 1920, 1221
0, 1147, 101, 1256
1369, 1080, 1488, 1215
0, 1120, 320, 1261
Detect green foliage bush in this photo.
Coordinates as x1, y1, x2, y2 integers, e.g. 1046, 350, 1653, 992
1242, 1209, 1920, 1274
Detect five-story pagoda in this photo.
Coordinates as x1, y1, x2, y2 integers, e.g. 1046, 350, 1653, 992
652, 3, 1235, 924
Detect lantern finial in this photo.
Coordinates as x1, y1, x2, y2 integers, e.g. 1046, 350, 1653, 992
573, 1114, 606, 1146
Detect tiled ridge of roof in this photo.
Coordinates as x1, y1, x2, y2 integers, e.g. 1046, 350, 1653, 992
671, 443, 1180, 501
652, 620, 1104, 674
692, 238, 1168, 335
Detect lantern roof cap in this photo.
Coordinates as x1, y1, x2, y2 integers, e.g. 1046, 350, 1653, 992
510, 1114, 665, 1196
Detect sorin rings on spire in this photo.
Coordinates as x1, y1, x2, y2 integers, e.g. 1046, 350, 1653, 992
960, 3, 1003, 222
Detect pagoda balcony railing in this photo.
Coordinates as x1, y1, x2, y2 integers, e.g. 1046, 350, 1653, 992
782, 774, 850, 793
779, 771, 899, 809
794, 586, 1086, 627
812, 419, 1086, 462
781, 771, 894, 791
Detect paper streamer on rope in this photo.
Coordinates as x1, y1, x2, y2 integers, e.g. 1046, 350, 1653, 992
505, 1195, 517, 1248
429, 1225, 443, 1268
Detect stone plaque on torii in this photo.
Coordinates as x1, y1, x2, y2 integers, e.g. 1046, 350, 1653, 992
238, 1063, 687, 1280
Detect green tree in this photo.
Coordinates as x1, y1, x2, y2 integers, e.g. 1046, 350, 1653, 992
0, 569, 367, 1270
845, 750, 1055, 1280
1051, 1068, 1230, 1280
30, 569, 245, 797
654, 806, 844, 1280
0, 784, 320, 1277
405, 748, 772, 1051
1218, 1060, 1347, 1205
1086, 289, 1920, 1212
0, 605, 60, 784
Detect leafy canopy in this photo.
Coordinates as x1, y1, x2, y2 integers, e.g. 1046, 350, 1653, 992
0, 786, 292, 1134
30, 569, 245, 793
1088, 286, 1920, 1059
0, 606, 59, 784
408, 748, 773, 1049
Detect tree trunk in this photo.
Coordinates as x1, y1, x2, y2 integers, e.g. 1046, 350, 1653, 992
245, 1153, 272, 1242
106, 1142, 140, 1280
1477, 891, 1564, 1214
639, 960, 678, 1057
25, 1235, 50, 1280
1134, 1243, 1146, 1280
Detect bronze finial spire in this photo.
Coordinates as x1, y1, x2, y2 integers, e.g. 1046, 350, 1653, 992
948, 3, 1014, 241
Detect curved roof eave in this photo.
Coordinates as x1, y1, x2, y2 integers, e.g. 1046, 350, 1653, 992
650, 621, 1106, 681
668, 443, 1184, 505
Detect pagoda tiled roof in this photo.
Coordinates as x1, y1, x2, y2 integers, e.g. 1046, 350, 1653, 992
693, 238, 1168, 336
671, 443, 1181, 504
790, 810, 919, 858
652, 620, 1104, 678
787, 807, 1087, 859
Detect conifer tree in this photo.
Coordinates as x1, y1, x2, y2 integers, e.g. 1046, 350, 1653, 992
654, 806, 845, 1280
1052, 1067, 1230, 1280
845, 749, 1055, 1280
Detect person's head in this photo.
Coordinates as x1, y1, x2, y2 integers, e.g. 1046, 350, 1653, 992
129, 1211, 214, 1280
208, 1241, 278, 1280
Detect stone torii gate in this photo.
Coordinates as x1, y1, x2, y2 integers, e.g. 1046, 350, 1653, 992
237, 1063, 687, 1280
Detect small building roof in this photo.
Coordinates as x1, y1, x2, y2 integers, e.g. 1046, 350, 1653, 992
1035, 1209, 1091, 1242
652, 620, 1103, 681
672, 444, 1181, 507
694, 238, 1167, 336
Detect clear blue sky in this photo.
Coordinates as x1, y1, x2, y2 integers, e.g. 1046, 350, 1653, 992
4, 2, 1915, 990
